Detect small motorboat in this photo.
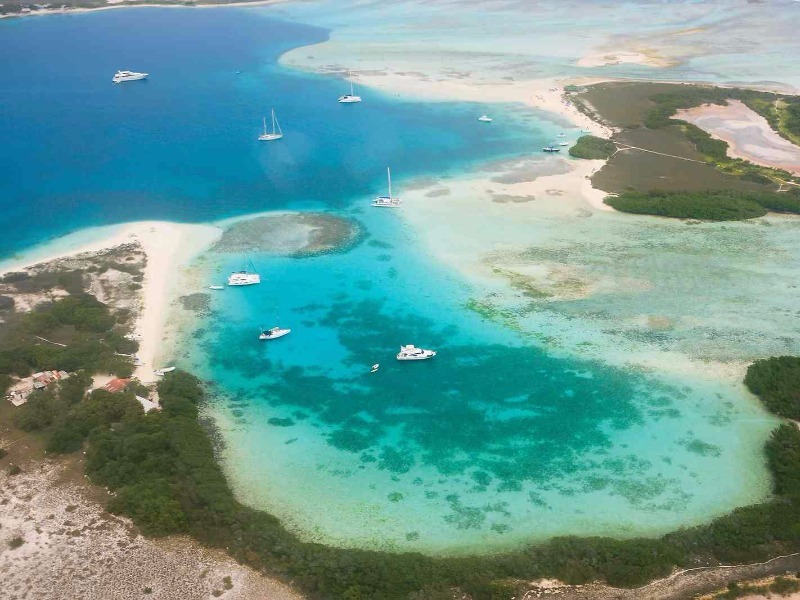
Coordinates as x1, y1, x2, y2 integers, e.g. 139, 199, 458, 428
558, 142, 570, 146
542, 146, 561, 153
154, 366, 176, 376
396, 345, 436, 361
208, 285, 224, 290
557, 132, 567, 137
370, 364, 380, 373
477, 115, 493, 123
259, 326, 291, 340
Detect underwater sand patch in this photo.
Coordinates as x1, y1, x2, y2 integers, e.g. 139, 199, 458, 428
425, 187, 451, 198
491, 194, 536, 204
213, 213, 364, 258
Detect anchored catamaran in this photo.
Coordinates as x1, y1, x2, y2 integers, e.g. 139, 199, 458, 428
228, 256, 261, 286
372, 167, 401, 208
338, 70, 362, 103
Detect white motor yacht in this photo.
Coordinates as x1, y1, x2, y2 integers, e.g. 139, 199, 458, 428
477, 115, 493, 122
396, 345, 436, 361
259, 326, 291, 340
154, 366, 176, 376
372, 167, 401, 208
113, 70, 148, 84
542, 146, 561, 153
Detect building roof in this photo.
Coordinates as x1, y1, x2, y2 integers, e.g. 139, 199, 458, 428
101, 378, 130, 393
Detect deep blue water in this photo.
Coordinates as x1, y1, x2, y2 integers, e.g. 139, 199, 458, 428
0, 8, 537, 256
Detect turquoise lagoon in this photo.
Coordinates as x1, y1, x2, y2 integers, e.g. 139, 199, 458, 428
0, 3, 790, 555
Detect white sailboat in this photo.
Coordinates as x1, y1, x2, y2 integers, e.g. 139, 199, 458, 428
259, 326, 291, 340
338, 70, 362, 103
372, 167, 401, 208
258, 109, 283, 141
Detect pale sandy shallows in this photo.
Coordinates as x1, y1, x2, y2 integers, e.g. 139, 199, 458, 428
676, 99, 800, 175
0, 461, 302, 600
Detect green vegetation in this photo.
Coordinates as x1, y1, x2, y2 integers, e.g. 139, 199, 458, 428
568, 135, 616, 160
745, 356, 800, 419
604, 190, 772, 220
0, 291, 136, 380
605, 188, 800, 220
8, 536, 24, 549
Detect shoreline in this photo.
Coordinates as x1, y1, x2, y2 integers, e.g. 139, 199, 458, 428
0, 0, 284, 20
0, 221, 222, 383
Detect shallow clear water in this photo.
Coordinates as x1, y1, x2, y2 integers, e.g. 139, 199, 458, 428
2, 2, 793, 556
182, 203, 777, 554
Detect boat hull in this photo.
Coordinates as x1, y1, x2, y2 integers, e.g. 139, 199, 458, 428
260, 329, 291, 340
338, 96, 362, 103
258, 134, 284, 141
113, 73, 148, 84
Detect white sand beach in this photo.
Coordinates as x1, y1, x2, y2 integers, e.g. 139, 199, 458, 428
0, 221, 221, 383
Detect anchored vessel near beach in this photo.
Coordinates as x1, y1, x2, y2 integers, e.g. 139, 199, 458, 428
542, 145, 561, 153
259, 326, 291, 340
112, 70, 148, 84
372, 167, 401, 208
228, 256, 261, 286
153, 366, 176, 376
396, 345, 436, 361
258, 109, 283, 141
338, 70, 362, 103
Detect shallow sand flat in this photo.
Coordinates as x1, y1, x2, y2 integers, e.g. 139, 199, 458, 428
677, 100, 800, 174
0, 460, 302, 600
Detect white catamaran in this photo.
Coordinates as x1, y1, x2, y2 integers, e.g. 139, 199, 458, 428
338, 70, 362, 103
228, 256, 261, 286
372, 167, 401, 208
258, 109, 283, 141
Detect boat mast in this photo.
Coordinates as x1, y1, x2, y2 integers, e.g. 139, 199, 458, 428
349, 70, 354, 96
271, 109, 276, 135
387, 167, 392, 199
263, 117, 267, 136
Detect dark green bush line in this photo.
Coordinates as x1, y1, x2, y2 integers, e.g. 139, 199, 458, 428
605, 189, 800, 221
745, 357, 800, 420
568, 135, 616, 160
